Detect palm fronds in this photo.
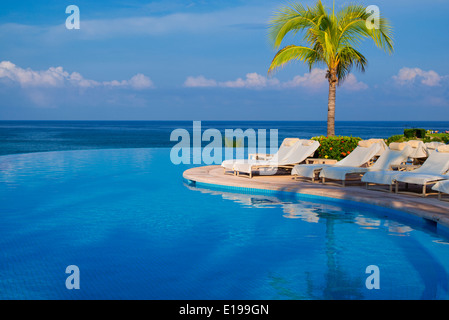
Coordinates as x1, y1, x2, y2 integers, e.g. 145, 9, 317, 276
268, 0, 394, 81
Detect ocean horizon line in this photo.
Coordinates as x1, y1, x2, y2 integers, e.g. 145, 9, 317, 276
1, 120, 449, 123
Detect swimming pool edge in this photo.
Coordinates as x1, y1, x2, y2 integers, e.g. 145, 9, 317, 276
182, 165, 449, 237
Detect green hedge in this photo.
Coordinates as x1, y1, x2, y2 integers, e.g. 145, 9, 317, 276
404, 128, 426, 139
311, 136, 362, 161
387, 131, 449, 145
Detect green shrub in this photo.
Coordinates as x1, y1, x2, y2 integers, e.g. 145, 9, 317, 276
404, 128, 426, 139
386, 134, 405, 145
417, 129, 427, 138
403, 129, 414, 138
427, 133, 449, 144
311, 136, 362, 161
422, 136, 445, 143
388, 131, 449, 145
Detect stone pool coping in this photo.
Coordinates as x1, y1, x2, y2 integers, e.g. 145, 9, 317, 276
183, 165, 449, 229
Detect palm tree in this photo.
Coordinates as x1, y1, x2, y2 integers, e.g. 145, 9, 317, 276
268, 1, 393, 136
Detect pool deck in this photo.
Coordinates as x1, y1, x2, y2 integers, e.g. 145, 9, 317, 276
183, 165, 449, 228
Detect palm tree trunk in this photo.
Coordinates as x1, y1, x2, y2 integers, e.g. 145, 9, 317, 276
327, 71, 337, 137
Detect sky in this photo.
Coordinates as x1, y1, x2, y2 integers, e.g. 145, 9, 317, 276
0, 0, 448, 121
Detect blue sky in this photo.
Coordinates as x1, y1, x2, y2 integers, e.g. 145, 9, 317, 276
0, 0, 448, 120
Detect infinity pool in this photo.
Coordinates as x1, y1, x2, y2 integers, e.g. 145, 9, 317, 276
0, 148, 449, 299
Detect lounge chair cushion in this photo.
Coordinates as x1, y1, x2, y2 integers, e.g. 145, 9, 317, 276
389, 142, 406, 151
407, 140, 421, 148
437, 145, 449, 153
368, 139, 386, 144
302, 140, 314, 146
358, 140, 374, 148
282, 138, 300, 147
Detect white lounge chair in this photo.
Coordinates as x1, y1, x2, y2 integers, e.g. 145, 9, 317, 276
367, 138, 388, 157
425, 141, 446, 155
291, 140, 382, 182
432, 179, 449, 201
361, 145, 449, 194
320, 142, 412, 187
221, 138, 300, 175
232, 139, 320, 178
393, 145, 449, 196
406, 140, 429, 163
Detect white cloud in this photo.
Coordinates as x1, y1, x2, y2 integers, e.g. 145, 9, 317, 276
393, 67, 442, 87
341, 74, 369, 91
127, 74, 154, 89
184, 69, 367, 91
184, 73, 279, 89
282, 68, 328, 88
184, 75, 217, 88
221, 73, 280, 88
0, 61, 67, 87
104, 74, 154, 90
0, 61, 154, 89
283, 69, 367, 90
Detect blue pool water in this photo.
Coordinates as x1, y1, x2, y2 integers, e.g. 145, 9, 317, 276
1, 148, 449, 299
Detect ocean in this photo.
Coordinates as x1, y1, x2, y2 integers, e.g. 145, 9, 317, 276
1, 120, 448, 156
